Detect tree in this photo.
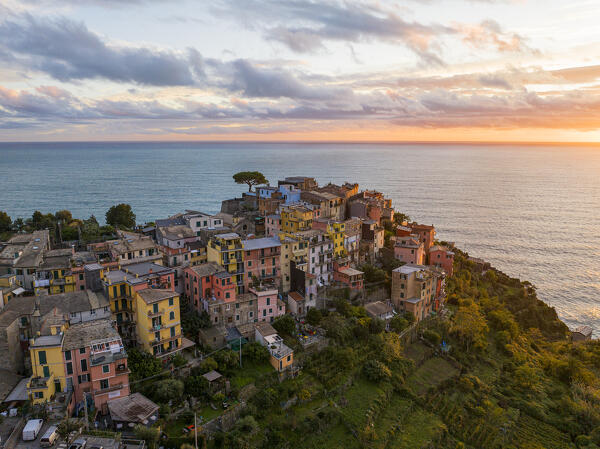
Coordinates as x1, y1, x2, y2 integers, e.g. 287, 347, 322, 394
273, 314, 296, 336
153, 379, 184, 404
80, 215, 100, 241
184, 375, 209, 397
0, 211, 12, 233
389, 315, 408, 333
243, 342, 270, 363
364, 360, 392, 382
233, 171, 268, 192
127, 348, 163, 381
306, 308, 322, 326
451, 302, 488, 352
106, 203, 136, 229
55, 210, 73, 223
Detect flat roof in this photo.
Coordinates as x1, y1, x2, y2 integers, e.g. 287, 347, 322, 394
242, 237, 281, 251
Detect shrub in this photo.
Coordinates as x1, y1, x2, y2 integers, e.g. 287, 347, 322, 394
423, 330, 442, 346
306, 308, 323, 326
364, 360, 392, 382
273, 314, 296, 336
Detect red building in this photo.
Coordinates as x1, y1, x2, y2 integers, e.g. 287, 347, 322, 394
409, 223, 436, 254
62, 319, 130, 415
333, 259, 364, 290
184, 262, 236, 311
429, 245, 455, 277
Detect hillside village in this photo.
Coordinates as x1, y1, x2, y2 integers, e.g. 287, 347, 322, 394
0, 173, 595, 449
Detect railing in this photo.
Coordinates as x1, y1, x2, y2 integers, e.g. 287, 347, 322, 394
149, 324, 162, 332
95, 382, 125, 394
147, 309, 164, 318
151, 333, 182, 346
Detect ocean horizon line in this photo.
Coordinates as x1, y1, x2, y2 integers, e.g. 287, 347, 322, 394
1, 139, 600, 147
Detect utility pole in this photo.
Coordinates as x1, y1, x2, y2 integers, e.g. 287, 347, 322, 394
83, 392, 89, 431
194, 413, 198, 449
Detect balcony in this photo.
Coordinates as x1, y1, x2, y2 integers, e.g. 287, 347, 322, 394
151, 333, 182, 346
115, 364, 129, 375
147, 309, 164, 318
95, 382, 125, 395
149, 323, 163, 332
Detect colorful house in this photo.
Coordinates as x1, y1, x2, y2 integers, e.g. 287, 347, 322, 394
281, 205, 314, 233
62, 319, 130, 414
184, 262, 236, 313
242, 237, 281, 290
250, 285, 285, 323
279, 235, 308, 293
394, 236, 425, 265
28, 328, 66, 405
429, 245, 455, 277
207, 233, 245, 294
333, 258, 364, 290
255, 322, 294, 372
134, 289, 182, 357
391, 264, 437, 322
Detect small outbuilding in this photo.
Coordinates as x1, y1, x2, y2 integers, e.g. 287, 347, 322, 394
572, 325, 593, 342
108, 393, 159, 430
202, 370, 225, 393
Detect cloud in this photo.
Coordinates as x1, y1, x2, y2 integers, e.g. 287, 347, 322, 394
215, 0, 450, 66
0, 15, 204, 86
226, 59, 351, 100
457, 19, 537, 54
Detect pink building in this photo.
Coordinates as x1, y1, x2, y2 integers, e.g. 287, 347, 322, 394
394, 236, 425, 265
250, 285, 285, 323
266, 215, 281, 237
409, 223, 436, 253
429, 245, 455, 277
63, 319, 130, 415
333, 259, 364, 290
242, 237, 281, 290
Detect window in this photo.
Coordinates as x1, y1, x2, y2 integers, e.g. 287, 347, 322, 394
168, 298, 174, 306
43, 366, 50, 377
225, 292, 230, 299
100, 379, 109, 390
266, 298, 270, 306
170, 327, 176, 337
236, 315, 240, 321
38, 351, 47, 365
66, 362, 73, 375
78, 374, 89, 383
102, 364, 110, 374
34, 392, 43, 399
153, 303, 158, 313
80, 359, 87, 372
64, 350, 71, 361
249, 311, 253, 318
79, 273, 84, 281
169, 311, 175, 320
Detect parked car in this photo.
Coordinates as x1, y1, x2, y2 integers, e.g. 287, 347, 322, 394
40, 425, 59, 447
22, 419, 44, 441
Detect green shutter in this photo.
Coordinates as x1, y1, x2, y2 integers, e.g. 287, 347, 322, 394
38, 351, 47, 365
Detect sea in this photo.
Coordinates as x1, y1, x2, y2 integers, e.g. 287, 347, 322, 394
1, 142, 599, 334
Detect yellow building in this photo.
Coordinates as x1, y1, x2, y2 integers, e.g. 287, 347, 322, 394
33, 249, 78, 295
0, 274, 23, 303
134, 289, 182, 357
280, 205, 314, 233
279, 235, 309, 293
207, 233, 244, 293
329, 221, 347, 257
28, 326, 67, 404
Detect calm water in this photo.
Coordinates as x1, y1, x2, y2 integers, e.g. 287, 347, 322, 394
1, 142, 599, 333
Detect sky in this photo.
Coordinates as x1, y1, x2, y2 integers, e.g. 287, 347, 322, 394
1, 0, 600, 142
